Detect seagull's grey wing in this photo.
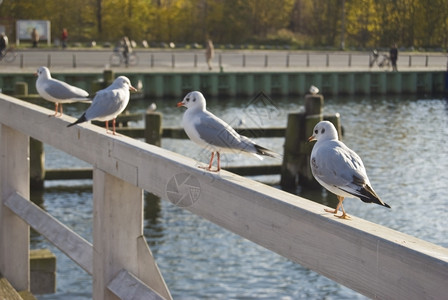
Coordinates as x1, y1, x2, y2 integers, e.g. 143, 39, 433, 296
311, 141, 368, 191
195, 112, 254, 151
85, 89, 125, 120
44, 79, 89, 100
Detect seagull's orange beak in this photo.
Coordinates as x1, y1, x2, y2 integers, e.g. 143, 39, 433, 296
307, 135, 316, 142
176, 101, 184, 108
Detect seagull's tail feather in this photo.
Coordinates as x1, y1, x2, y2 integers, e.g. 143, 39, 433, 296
358, 185, 391, 208
253, 144, 282, 159
67, 113, 88, 128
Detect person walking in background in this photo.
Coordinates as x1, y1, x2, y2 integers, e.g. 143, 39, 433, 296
31, 28, 39, 48
0, 33, 8, 56
389, 43, 398, 71
121, 36, 132, 67
205, 39, 214, 70
61, 28, 68, 49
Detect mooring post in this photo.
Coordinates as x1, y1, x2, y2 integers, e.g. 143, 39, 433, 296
14, 82, 28, 97
280, 111, 305, 190
103, 69, 114, 87
30, 138, 45, 190
300, 94, 324, 188
280, 93, 324, 191
144, 110, 162, 147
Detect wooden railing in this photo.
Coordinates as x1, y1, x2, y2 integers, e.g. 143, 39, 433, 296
1, 93, 447, 299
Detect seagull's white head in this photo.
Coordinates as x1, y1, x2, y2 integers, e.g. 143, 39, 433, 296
35, 66, 51, 79
112, 76, 137, 91
308, 121, 339, 142
176, 91, 206, 111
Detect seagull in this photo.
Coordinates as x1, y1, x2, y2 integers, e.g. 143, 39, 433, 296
309, 85, 319, 95
35, 66, 90, 117
308, 121, 390, 219
177, 91, 278, 172
67, 76, 137, 135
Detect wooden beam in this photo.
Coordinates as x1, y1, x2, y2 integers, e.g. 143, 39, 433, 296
108, 269, 165, 300
4, 192, 93, 275
0, 124, 29, 291
93, 169, 171, 300
1, 94, 448, 299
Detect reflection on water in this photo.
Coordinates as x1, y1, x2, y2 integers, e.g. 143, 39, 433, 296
35, 94, 447, 299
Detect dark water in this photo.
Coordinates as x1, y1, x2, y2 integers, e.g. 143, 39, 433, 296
34, 94, 448, 299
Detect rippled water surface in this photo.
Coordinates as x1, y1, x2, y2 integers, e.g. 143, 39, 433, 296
34, 94, 447, 299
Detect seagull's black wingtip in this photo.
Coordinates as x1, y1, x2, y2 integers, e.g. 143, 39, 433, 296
67, 113, 87, 128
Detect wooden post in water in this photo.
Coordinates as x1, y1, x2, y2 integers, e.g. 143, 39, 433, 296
14, 82, 28, 97
103, 69, 114, 87
280, 94, 323, 191
30, 138, 45, 190
144, 110, 162, 147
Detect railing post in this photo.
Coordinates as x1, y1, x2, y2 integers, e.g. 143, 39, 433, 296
0, 124, 30, 291
30, 138, 45, 190
280, 93, 324, 191
92, 169, 171, 300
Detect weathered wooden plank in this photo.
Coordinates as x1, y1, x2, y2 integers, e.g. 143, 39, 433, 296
0, 124, 29, 291
93, 169, 171, 300
1, 94, 448, 299
108, 269, 165, 300
136, 236, 172, 300
0, 275, 23, 300
4, 192, 93, 275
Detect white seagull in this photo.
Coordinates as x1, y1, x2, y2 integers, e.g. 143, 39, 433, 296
35, 66, 90, 117
67, 76, 137, 135
308, 121, 390, 219
309, 85, 319, 95
177, 91, 278, 172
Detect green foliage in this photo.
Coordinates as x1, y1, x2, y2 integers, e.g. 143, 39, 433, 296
0, 0, 446, 49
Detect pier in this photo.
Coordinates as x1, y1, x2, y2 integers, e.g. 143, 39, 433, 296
1, 68, 447, 98
1, 91, 447, 299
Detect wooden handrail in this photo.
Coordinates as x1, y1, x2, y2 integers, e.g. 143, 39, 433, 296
1, 94, 447, 299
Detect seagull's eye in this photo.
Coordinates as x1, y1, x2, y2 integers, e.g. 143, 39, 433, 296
321, 128, 325, 134
193, 98, 196, 102
186, 98, 190, 102
314, 129, 318, 134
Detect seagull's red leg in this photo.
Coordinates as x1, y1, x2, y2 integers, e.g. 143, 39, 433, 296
51, 103, 58, 117
208, 152, 215, 170
199, 152, 215, 171
216, 152, 221, 172
59, 103, 63, 117
112, 118, 116, 135
105, 121, 109, 133
325, 195, 343, 215
337, 197, 351, 219
325, 195, 351, 220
